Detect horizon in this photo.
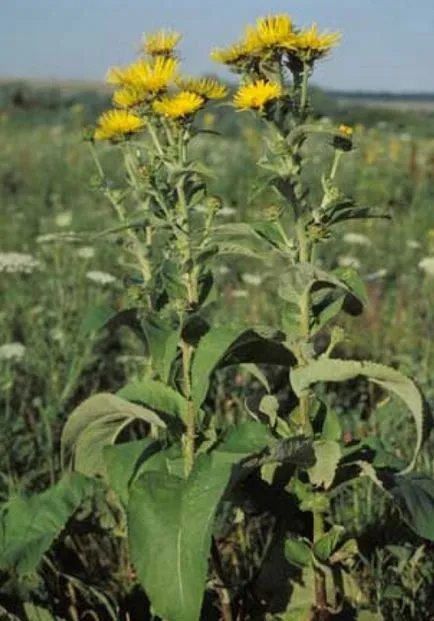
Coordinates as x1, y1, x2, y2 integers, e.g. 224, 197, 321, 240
1, 0, 433, 93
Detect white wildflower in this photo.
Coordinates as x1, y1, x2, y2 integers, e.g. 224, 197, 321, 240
76, 246, 95, 260
50, 328, 65, 343
406, 240, 421, 250
55, 211, 73, 227
337, 255, 361, 269
192, 204, 208, 214
0, 252, 40, 274
36, 231, 79, 244
216, 265, 230, 276
0, 342, 26, 362
219, 207, 237, 217
418, 257, 434, 276
342, 232, 372, 247
241, 273, 263, 286
231, 289, 248, 298
86, 270, 116, 285
365, 268, 388, 282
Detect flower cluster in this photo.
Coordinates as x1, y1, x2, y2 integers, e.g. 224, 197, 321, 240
0, 252, 41, 274
0, 342, 26, 362
94, 29, 227, 141
211, 14, 340, 69
211, 13, 340, 112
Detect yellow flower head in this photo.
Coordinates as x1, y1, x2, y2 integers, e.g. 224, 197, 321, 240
292, 23, 341, 61
113, 88, 148, 108
106, 56, 178, 94
338, 124, 353, 137
244, 14, 295, 53
94, 109, 145, 141
176, 76, 228, 100
152, 91, 205, 119
210, 41, 256, 66
233, 80, 283, 110
142, 29, 182, 56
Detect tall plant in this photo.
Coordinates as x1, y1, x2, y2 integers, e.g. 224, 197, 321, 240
1, 14, 434, 621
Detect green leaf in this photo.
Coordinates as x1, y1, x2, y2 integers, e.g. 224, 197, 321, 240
103, 439, 156, 506
61, 393, 165, 476
335, 267, 369, 306
142, 313, 181, 383
191, 326, 248, 409
128, 421, 271, 621
321, 408, 342, 442
356, 611, 385, 621
23, 603, 66, 621
291, 358, 431, 473
78, 303, 117, 338
118, 379, 188, 426
79, 304, 146, 344
192, 326, 296, 409
0, 473, 94, 574
313, 525, 345, 563
389, 474, 434, 541
284, 537, 312, 569
308, 440, 341, 489
241, 363, 271, 393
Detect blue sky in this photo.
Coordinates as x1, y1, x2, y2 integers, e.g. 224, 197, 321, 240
1, 0, 433, 92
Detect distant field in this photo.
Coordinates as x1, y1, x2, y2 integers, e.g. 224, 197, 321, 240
1, 77, 434, 112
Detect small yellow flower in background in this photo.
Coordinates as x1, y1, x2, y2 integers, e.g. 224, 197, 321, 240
203, 112, 216, 129
234, 80, 283, 110
210, 41, 254, 66
244, 14, 295, 53
94, 109, 145, 141
338, 124, 353, 137
113, 88, 148, 108
153, 91, 205, 119
142, 29, 182, 56
176, 77, 228, 100
292, 23, 341, 62
107, 56, 178, 95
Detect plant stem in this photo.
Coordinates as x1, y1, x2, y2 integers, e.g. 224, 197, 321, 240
300, 62, 310, 119
313, 510, 328, 619
181, 339, 195, 476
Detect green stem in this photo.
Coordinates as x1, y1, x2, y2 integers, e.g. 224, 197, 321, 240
181, 339, 195, 476
300, 62, 310, 119
313, 510, 328, 619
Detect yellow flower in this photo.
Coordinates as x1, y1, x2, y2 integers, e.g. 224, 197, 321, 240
94, 109, 145, 141
338, 124, 353, 137
175, 77, 228, 100
113, 88, 148, 108
233, 80, 283, 110
106, 57, 178, 94
142, 29, 182, 56
152, 91, 205, 119
292, 23, 341, 61
244, 14, 295, 53
210, 41, 255, 66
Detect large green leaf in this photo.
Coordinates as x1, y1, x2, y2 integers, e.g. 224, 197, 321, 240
0, 474, 94, 574
127, 421, 272, 621
61, 393, 165, 476
141, 313, 181, 383
118, 379, 188, 426
291, 358, 431, 473
389, 473, 434, 541
191, 325, 296, 409
191, 325, 248, 409
308, 440, 341, 489
103, 439, 156, 506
